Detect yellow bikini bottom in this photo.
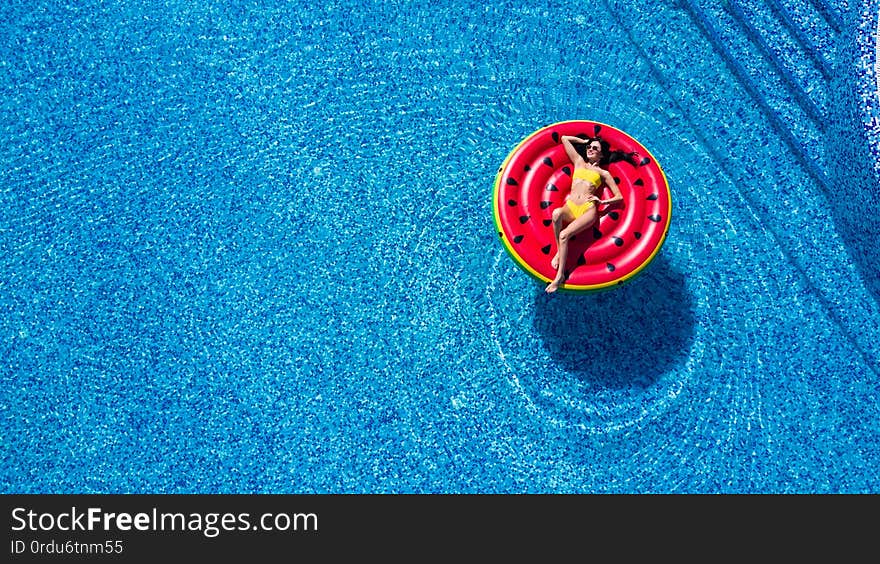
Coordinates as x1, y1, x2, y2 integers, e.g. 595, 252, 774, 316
565, 199, 595, 219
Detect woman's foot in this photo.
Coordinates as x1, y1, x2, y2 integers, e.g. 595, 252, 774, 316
550, 254, 559, 270
545, 280, 562, 294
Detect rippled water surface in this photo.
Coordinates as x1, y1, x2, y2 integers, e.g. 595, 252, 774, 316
2, 0, 879, 493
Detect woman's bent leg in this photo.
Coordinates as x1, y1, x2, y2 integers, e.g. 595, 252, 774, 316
550, 206, 571, 270
545, 206, 597, 294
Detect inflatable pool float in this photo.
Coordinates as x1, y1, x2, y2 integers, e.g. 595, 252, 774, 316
492, 120, 671, 292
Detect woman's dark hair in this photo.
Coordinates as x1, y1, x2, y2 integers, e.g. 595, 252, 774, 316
576, 136, 641, 167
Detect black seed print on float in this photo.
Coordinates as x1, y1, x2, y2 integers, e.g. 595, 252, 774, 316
541, 244, 552, 255
639, 157, 650, 166
612, 236, 624, 246
634, 232, 642, 239
606, 263, 615, 271
540, 201, 553, 209
562, 166, 571, 176
513, 235, 524, 243
507, 199, 517, 206
647, 193, 658, 200
648, 214, 662, 222
608, 211, 620, 220
592, 227, 602, 239
634, 178, 644, 186
543, 157, 553, 167
543, 219, 552, 226
507, 178, 518, 185
552, 132, 560, 143
519, 215, 530, 224
546, 183, 558, 191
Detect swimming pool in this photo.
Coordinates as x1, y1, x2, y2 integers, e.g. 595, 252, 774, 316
2, 0, 878, 493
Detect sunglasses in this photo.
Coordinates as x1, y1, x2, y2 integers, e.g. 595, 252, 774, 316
586, 144, 602, 152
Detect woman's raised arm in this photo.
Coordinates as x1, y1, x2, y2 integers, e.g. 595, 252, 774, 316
560, 135, 586, 165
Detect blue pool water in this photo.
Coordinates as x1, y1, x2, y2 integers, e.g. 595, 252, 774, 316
2, 0, 879, 493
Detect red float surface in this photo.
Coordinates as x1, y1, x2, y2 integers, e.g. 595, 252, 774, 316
492, 120, 672, 291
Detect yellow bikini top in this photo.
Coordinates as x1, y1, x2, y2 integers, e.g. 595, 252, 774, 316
572, 167, 602, 186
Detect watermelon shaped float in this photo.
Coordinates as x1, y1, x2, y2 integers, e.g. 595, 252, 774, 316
492, 120, 672, 292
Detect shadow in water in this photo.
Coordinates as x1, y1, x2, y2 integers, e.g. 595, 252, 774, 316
532, 254, 696, 389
